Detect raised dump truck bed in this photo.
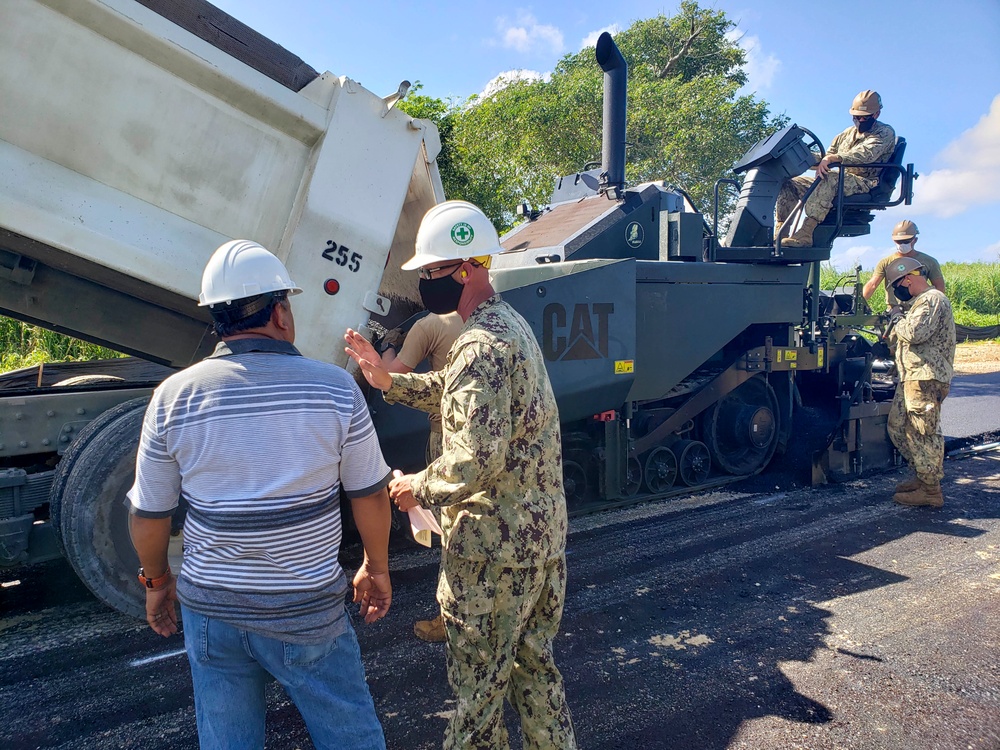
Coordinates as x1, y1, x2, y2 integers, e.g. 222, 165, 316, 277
0, 0, 445, 613
1, 0, 441, 366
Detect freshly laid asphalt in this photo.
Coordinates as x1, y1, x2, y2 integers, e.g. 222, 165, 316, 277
942, 371, 1000, 440
3, 444, 999, 749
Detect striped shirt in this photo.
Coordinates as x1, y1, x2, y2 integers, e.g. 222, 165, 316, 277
127, 338, 390, 642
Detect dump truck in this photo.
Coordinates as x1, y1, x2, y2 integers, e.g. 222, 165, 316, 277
0, 0, 441, 616
0, 3, 915, 620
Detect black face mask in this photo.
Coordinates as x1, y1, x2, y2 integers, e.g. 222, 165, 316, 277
419, 273, 464, 314
893, 283, 913, 302
856, 117, 876, 133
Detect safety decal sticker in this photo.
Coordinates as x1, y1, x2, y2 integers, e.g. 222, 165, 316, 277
451, 222, 474, 246
625, 222, 644, 249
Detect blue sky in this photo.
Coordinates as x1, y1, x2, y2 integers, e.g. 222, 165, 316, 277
210, 0, 1000, 269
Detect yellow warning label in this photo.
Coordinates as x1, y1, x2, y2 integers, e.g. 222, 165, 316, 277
818, 348, 824, 368
776, 350, 783, 362
785, 350, 798, 361
614, 360, 634, 374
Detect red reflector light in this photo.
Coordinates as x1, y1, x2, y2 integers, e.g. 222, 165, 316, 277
324, 279, 340, 295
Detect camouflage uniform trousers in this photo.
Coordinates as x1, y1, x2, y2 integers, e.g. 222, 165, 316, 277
437, 550, 576, 750
887, 379, 950, 484
776, 172, 874, 223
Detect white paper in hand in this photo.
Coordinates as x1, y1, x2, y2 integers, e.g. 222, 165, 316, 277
408, 506, 443, 547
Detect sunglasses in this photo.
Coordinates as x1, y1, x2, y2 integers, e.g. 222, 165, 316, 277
417, 261, 464, 280
417, 258, 491, 280
852, 114, 874, 123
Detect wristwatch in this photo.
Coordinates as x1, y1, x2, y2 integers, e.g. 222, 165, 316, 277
137, 566, 172, 589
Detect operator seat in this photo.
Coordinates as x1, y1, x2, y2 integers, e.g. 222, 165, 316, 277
825, 137, 907, 235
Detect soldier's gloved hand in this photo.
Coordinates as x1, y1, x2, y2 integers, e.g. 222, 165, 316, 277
888, 305, 904, 328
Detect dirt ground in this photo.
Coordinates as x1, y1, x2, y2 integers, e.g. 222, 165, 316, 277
954, 341, 1000, 375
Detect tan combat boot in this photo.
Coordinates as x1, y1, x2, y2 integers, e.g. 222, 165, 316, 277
414, 614, 446, 643
782, 217, 819, 247
893, 480, 943, 508
894, 473, 921, 493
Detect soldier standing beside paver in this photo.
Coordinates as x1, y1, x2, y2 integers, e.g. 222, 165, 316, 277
345, 200, 577, 750
863, 219, 946, 308
884, 256, 957, 508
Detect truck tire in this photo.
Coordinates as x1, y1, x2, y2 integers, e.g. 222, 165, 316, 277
52, 397, 150, 619
49, 397, 153, 557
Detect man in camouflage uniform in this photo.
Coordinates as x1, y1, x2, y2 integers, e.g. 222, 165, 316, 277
863, 219, 946, 308
776, 90, 896, 248
884, 256, 956, 507
345, 200, 576, 750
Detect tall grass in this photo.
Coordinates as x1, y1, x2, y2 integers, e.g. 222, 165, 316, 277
821, 261, 1000, 328
0, 318, 124, 373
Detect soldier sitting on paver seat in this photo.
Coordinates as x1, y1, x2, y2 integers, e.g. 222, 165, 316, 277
776, 90, 896, 248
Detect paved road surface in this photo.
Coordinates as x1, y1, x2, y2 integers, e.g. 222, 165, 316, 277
943, 371, 1000, 441
3, 450, 998, 749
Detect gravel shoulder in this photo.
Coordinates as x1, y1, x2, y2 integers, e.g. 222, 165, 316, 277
954, 341, 1000, 375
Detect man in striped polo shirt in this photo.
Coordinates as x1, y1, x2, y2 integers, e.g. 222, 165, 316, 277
128, 240, 392, 750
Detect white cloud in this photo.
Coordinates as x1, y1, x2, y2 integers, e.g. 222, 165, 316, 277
496, 11, 564, 56
726, 30, 781, 91
829, 243, 887, 273
580, 24, 621, 50
911, 94, 1000, 218
477, 69, 549, 101
979, 240, 1000, 262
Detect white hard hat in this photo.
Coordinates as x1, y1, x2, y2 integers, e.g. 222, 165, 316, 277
402, 201, 503, 271
199, 240, 302, 307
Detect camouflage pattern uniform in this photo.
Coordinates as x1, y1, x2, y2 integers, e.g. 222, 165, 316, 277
887, 288, 956, 484
386, 295, 576, 750
776, 120, 895, 224
870, 250, 945, 308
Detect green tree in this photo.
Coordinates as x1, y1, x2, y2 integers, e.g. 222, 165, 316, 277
448, 2, 787, 230
397, 87, 471, 204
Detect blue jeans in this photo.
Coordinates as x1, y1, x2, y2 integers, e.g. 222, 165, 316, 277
181, 604, 385, 750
